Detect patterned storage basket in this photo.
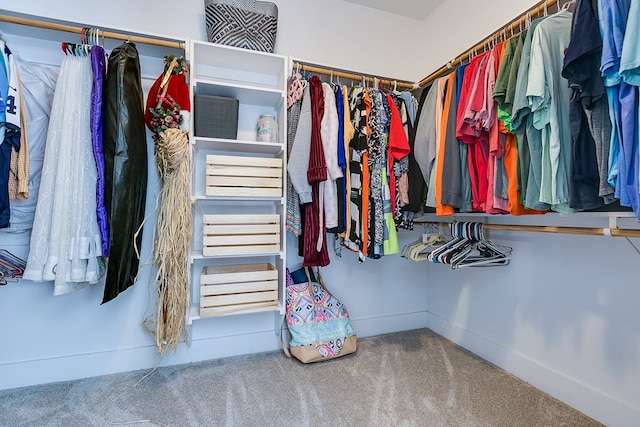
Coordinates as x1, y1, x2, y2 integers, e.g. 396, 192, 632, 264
204, 0, 278, 53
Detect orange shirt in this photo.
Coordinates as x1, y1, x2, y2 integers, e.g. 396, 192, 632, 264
435, 72, 456, 216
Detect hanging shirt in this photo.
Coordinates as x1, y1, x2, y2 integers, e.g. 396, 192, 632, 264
414, 83, 439, 205
321, 82, 342, 231
619, 0, 640, 196
619, 0, 640, 85
303, 76, 329, 267
526, 10, 574, 213
600, 0, 630, 194
0, 43, 10, 228
486, 41, 509, 214
335, 85, 347, 234
511, 18, 550, 211
405, 87, 429, 214
341, 85, 355, 239
286, 93, 304, 236
386, 94, 410, 217
288, 86, 312, 204
562, 0, 614, 210
456, 64, 473, 213
437, 71, 461, 214
600, 0, 638, 216
458, 52, 490, 212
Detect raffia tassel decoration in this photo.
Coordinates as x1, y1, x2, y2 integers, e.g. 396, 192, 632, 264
152, 127, 192, 355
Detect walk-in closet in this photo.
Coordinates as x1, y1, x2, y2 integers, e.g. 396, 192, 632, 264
0, 1, 638, 426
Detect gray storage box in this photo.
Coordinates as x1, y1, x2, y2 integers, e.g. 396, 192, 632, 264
194, 94, 239, 139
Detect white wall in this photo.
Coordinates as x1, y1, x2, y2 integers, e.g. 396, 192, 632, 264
1, 1, 640, 426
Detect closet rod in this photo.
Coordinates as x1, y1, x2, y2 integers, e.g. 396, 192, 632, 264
0, 14, 184, 49
429, 222, 640, 238
292, 61, 416, 90
417, 0, 562, 87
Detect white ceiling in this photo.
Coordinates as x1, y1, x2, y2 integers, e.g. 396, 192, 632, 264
341, 0, 447, 20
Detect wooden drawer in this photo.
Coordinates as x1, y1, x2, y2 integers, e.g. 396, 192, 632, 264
200, 263, 278, 317
206, 154, 283, 197
202, 214, 281, 256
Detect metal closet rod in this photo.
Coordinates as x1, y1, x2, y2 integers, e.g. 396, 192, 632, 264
425, 221, 640, 238
0, 13, 184, 49
417, 0, 565, 87
293, 61, 416, 90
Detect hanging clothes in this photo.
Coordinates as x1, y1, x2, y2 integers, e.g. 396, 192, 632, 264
23, 51, 105, 295
321, 82, 342, 231
562, 0, 614, 210
435, 71, 460, 216
344, 86, 368, 261
414, 82, 439, 209
526, 9, 574, 213
0, 42, 17, 229
335, 84, 347, 234
340, 85, 355, 239
511, 17, 550, 212
2, 56, 57, 233
90, 46, 109, 256
485, 41, 509, 215
302, 76, 329, 267
102, 42, 148, 303
457, 51, 491, 212
456, 63, 474, 213
286, 81, 304, 237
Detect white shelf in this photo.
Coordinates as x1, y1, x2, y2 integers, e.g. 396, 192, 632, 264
191, 40, 286, 89
192, 137, 283, 154
188, 39, 288, 323
193, 78, 284, 107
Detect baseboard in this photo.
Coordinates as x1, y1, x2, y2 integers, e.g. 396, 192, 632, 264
425, 311, 640, 427
1, 311, 428, 391
350, 310, 428, 338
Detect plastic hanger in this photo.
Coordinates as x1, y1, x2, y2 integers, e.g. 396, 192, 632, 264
450, 224, 512, 269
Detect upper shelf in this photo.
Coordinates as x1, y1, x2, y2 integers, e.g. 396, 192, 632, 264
190, 40, 287, 92
192, 78, 284, 107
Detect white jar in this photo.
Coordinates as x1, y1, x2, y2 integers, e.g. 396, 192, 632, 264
256, 114, 278, 142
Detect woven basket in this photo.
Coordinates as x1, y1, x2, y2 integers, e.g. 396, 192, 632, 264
204, 0, 278, 53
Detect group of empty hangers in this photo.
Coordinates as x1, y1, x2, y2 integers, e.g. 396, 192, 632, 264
402, 223, 448, 262
422, 221, 512, 269
60, 26, 107, 56
0, 249, 26, 285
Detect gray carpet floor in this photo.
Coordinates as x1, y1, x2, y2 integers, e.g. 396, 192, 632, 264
0, 328, 602, 427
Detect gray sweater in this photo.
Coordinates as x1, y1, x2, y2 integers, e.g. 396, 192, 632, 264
287, 86, 313, 203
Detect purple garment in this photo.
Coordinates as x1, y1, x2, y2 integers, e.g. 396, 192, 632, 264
91, 46, 109, 256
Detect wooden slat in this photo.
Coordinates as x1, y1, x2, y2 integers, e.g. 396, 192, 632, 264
200, 301, 279, 318
200, 263, 277, 284
201, 289, 278, 307
203, 244, 280, 256
206, 187, 282, 197
203, 233, 280, 246
203, 214, 280, 225
206, 175, 282, 188
206, 165, 283, 178
206, 154, 281, 168
203, 223, 280, 235
201, 280, 277, 296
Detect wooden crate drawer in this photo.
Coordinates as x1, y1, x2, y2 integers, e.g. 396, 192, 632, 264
200, 263, 279, 317
206, 154, 283, 197
203, 214, 281, 256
